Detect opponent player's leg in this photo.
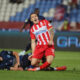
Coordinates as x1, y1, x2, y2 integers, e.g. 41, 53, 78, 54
19, 43, 31, 55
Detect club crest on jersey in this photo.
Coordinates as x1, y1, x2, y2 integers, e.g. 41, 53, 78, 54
33, 26, 47, 36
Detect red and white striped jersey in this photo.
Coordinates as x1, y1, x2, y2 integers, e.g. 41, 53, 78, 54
30, 20, 53, 45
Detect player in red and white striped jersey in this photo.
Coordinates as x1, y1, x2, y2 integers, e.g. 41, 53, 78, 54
28, 13, 55, 71
30, 19, 54, 45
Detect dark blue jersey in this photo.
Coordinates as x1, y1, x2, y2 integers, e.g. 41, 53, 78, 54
0, 51, 46, 70
0, 50, 16, 70
20, 53, 32, 70
25, 15, 45, 28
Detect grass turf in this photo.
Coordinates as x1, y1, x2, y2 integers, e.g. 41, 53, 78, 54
0, 49, 80, 80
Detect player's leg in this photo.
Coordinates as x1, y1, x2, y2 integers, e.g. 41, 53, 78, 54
31, 46, 44, 66
27, 50, 44, 71
27, 46, 55, 71
46, 55, 54, 64
31, 58, 39, 66
19, 43, 31, 55
39, 45, 55, 70
43, 45, 66, 71
38, 45, 55, 70
43, 66, 67, 71
39, 55, 54, 70
27, 56, 54, 71
25, 43, 31, 52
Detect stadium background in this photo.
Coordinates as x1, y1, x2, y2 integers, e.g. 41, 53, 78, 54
0, 0, 80, 51
0, 0, 80, 80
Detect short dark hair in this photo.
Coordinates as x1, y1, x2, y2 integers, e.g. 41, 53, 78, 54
30, 12, 38, 19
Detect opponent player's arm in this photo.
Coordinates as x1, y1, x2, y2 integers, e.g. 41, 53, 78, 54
20, 23, 27, 32
20, 19, 31, 32
31, 39, 36, 55
12, 52, 20, 68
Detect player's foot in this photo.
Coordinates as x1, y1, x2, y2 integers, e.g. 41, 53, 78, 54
27, 67, 40, 71
56, 66, 67, 71
19, 50, 25, 56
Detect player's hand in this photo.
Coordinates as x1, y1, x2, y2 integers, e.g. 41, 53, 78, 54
28, 55, 32, 61
48, 40, 53, 45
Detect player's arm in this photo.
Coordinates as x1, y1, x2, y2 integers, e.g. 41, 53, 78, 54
48, 27, 54, 45
31, 39, 36, 55
45, 20, 54, 45
28, 30, 36, 60
28, 39, 36, 60
12, 52, 20, 68
20, 19, 30, 32
20, 22, 27, 32
30, 29, 36, 54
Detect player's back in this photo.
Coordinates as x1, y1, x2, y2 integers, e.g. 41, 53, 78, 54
0, 50, 16, 70
20, 53, 32, 70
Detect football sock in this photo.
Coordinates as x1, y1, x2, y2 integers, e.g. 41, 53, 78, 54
39, 61, 51, 70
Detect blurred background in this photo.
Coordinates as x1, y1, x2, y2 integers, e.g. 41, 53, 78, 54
0, 0, 80, 51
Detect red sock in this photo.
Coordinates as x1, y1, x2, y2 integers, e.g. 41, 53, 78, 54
40, 61, 50, 70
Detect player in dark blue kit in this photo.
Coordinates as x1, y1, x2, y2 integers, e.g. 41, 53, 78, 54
0, 50, 33, 70
0, 50, 66, 71
20, 8, 45, 32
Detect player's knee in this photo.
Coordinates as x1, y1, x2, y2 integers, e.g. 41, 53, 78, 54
31, 58, 38, 66
31, 61, 36, 66
46, 55, 54, 64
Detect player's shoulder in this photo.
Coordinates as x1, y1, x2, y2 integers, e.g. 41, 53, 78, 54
42, 19, 48, 22
40, 19, 48, 23
38, 15, 45, 19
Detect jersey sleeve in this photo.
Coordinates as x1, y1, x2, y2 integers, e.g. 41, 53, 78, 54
45, 20, 53, 30
30, 30, 36, 40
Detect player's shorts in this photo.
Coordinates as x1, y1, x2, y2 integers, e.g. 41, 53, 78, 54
32, 45, 55, 59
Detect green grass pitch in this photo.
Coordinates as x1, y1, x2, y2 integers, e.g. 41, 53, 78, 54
0, 49, 80, 80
